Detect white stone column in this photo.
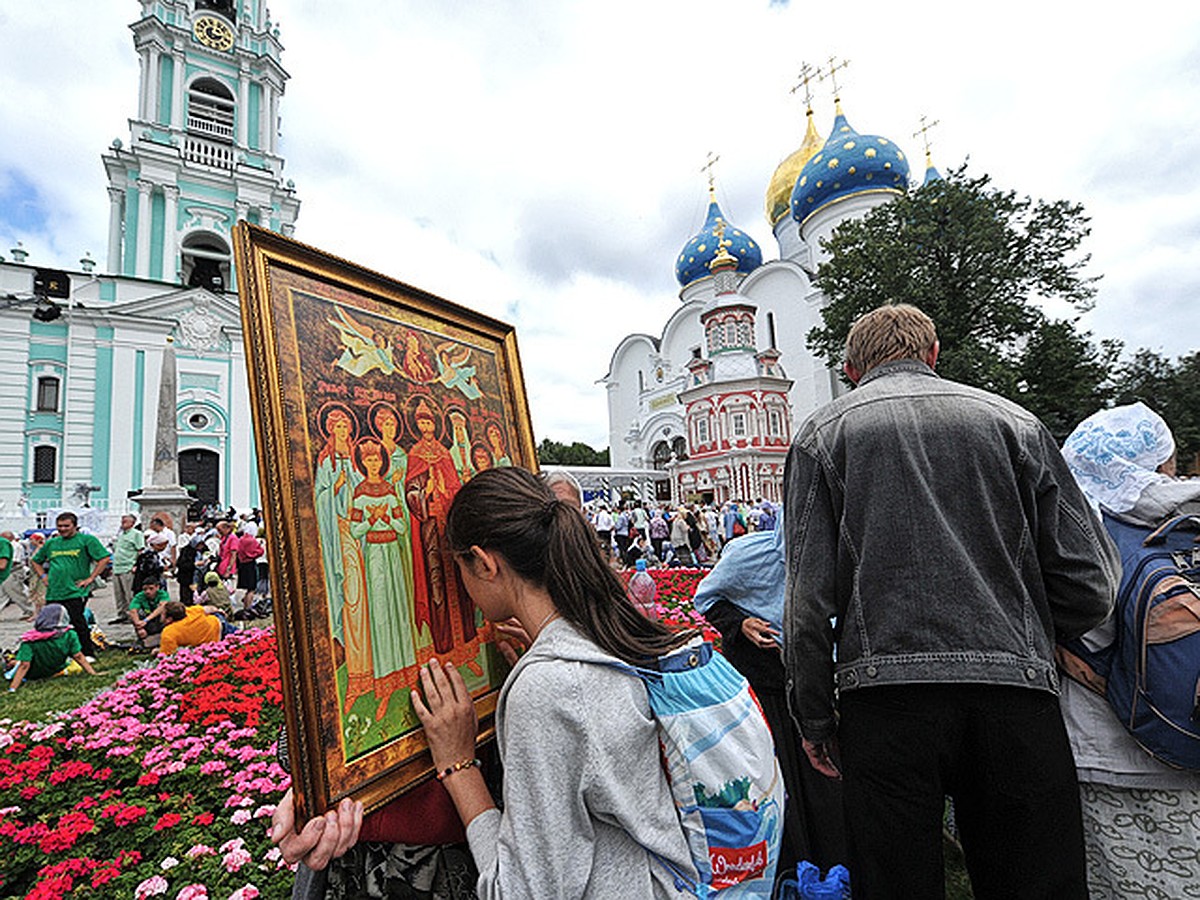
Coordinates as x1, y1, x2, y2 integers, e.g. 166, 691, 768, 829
269, 90, 280, 154
237, 67, 250, 147
135, 179, 153, 279
138, 52, 150, 120
162, 185, 180, 283
147, 46, 161, 123
106, 187, 124, 274
235, 200, 250, 223
170, 49, 185, 129
258, 84, 271, 151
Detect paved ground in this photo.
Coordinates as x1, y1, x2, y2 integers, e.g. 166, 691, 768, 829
0, 575, 233, 652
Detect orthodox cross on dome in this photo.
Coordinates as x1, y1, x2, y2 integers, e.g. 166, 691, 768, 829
790, 62, 820, 109
713, 216, 729, 246
701, 151, 721, 198
820, 55, 850, 101
913, 114, 940, 162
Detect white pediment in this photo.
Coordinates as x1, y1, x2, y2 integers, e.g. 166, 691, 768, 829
101, 288, 243, 351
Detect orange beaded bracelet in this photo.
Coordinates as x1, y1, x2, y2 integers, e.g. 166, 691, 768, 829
435, 757, 481, 781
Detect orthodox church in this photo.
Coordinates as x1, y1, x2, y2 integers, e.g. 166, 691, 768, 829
0, 0, 299, 517
603, 94, 940, 505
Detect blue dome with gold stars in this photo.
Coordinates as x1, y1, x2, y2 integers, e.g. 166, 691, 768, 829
790, 106, 910, 227
675, 198, 762, 287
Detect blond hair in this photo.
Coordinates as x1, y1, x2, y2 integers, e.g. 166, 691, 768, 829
845, 304, 937, 375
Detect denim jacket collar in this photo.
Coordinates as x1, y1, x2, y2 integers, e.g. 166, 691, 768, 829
857, 358, 938, 387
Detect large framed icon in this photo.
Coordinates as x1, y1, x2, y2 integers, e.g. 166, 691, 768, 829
232, 223, 535, 824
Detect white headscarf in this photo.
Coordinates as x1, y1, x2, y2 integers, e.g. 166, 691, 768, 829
1061, 402, 1175, 514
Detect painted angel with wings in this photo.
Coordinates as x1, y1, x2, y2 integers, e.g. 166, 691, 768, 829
434, 340, 483, 400
329, 306, 396, 378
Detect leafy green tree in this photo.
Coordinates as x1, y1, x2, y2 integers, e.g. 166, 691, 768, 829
807, 167, 1107, 424
1014, 320, 1120, 442
1112, 350, 1200, 473
537, 438, 609, 466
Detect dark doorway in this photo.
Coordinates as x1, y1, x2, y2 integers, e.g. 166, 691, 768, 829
179, 448, 220, 510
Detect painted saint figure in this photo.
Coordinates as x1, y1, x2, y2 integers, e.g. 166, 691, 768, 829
372, 404, 418, 610
487, 423, 513, 467
350, 440, 418, 721
405, 397, 477, 654
399, 330, 438, 384
446, 408, 477, 484
313, 407, 360, 641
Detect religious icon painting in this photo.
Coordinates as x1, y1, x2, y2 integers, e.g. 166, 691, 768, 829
232, 223, 536, 823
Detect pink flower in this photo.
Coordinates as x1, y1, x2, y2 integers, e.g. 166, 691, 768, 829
185, 843, 216, 858
223, 846, 252, 872
135, 875, 170, 898
227, 886, 260, 900
174, 886, 208, 900
230, 808, 252, 825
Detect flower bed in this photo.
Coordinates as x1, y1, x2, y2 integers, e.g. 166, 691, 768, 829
624, 567, 720, 645
0, 630, 292, 900
0, 571, 718, 899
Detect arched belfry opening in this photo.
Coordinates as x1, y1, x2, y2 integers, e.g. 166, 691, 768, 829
182, 232, 231, 292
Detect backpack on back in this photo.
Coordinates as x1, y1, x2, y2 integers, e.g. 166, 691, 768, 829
1059, 513, 1200, 770
610, 641, 784, 898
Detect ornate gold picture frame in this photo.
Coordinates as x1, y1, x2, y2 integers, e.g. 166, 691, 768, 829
233, 223, 535, 823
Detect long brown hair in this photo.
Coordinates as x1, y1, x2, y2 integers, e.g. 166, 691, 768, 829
446, 466, 693, 664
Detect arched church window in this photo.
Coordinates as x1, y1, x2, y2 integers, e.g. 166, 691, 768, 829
182, 232, 231, 292
737, 321, 753, 347
768, 409, 782, 437
652, 441, 671, 471
695, 417, 708, 444
731, 412, 746, 438
187, 77, 235, 142
723, 321, 736, 347
195, 0, 237, 22
671, 436, 688, 462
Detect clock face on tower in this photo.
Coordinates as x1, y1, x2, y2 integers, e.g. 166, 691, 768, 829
193, 14, 235, 51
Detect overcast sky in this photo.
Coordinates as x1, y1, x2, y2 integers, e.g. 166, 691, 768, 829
2, 1, 1198, 448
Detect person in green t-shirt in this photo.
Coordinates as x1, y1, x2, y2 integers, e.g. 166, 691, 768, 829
8, 604, 97, 693
108, 514, 145, 624
129, 580, 168, 646
29, 513, 110, 659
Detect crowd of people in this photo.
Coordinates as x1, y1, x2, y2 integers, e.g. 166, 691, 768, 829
5, 302, 1198, 899
584, 496, 779, 570
3, 509, 272, 693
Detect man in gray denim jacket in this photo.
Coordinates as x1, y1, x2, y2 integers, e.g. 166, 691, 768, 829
783, 304, 1119, 900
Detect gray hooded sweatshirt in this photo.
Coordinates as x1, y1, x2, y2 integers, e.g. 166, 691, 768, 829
466, 618, 696, 899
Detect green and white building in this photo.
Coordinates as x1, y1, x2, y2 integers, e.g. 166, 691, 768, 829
0, 0, 299, 526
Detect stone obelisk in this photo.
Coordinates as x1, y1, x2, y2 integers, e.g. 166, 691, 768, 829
132, 337, 194, 529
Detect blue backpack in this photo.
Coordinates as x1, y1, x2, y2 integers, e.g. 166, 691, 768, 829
1058, 513, 1200, 770
599, 642, 784, 897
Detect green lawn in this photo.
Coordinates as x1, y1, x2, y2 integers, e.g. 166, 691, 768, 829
2, 647, 147, 723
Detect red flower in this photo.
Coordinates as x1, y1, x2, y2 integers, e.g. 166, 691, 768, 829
112, 805, 147, 827
136, 772, 160, 787
153, 812, 182, 830
192, 811, 215, 826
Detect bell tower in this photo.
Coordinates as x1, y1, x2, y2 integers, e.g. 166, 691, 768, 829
101, 0, 300, 290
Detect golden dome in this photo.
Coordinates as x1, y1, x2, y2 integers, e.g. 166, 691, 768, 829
765, 108, 824, 226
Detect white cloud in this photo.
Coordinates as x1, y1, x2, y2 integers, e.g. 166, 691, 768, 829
2, 0, 1199, 447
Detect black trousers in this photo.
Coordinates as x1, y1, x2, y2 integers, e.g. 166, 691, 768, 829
60, 596, 96, 656
838, 683, 1087, 900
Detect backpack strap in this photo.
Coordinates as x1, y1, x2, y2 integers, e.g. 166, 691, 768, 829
1144, 514, 1200, 546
